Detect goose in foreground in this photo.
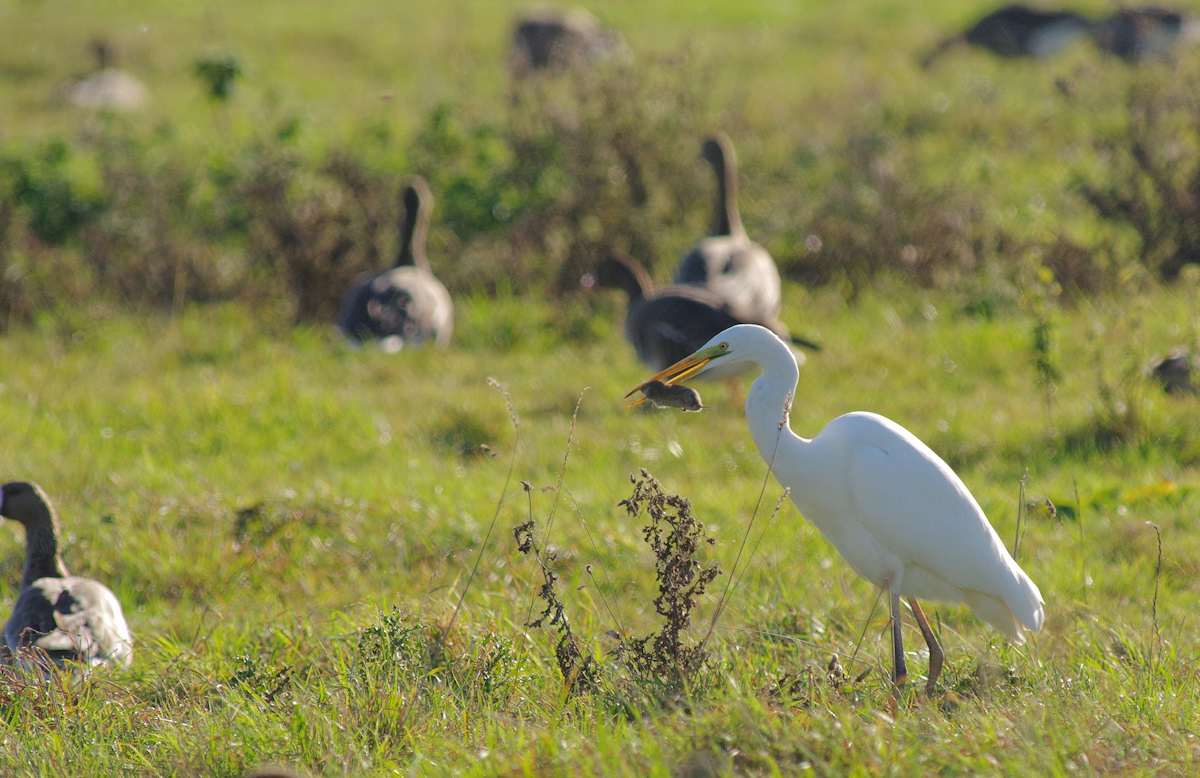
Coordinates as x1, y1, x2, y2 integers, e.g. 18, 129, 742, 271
921, 5, 1091, 67
673, 134, 783, 324
597, 253, 808, 373
1, 482, 133, 672
626, 325, 1044, 694
336, 176, 454, 351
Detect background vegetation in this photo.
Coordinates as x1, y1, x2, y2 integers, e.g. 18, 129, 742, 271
1, 0, 1199, 775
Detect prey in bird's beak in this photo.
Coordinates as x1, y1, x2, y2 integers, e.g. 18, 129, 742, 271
632, 380, 706, 412
624, 341, 731, 407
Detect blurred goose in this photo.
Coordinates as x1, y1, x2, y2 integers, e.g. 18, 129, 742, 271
673, 134, 783, 324
0, 481, 132, 672
508, 7, 628, 76
1148, 348, 1196, 394
597, 253, 807, 373
61, 39, 149, 111
1090, 6, 1200, 63
921, 5, 1092, 67
336, 176, 454, 351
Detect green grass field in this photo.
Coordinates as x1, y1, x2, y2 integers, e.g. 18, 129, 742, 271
2, 0, 1200, 775
2, 287, 1198, 775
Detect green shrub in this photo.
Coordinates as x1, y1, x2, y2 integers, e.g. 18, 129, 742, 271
0, 138, 102, 246
410, 54, 715, 293
4, 47, 1200, 330
236, 145, 396, 323
1074, 61, 1200, 280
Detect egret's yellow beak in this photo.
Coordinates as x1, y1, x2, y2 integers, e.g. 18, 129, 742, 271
624, 348, 719, 407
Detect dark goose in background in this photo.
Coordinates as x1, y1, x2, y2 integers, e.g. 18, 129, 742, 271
336, 176, 454, 351
61, 38, 149, 111
673, 133, 783, 325
1090, 7, 1199, 63
921, 5, 1092, 67
597, 252, 804, 373
508, 7, 628, 76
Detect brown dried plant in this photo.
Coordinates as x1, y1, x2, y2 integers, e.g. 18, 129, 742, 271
513, 517, 599, 696
614, 469, 722, 693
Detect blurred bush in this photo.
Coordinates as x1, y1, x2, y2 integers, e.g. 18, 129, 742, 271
236, 146, 394, 324
2, 51, 1200, 332
1075, 61, 1200, 282
409, 52, 713, 293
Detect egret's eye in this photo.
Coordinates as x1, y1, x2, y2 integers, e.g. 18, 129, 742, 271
719, 343, 728, 351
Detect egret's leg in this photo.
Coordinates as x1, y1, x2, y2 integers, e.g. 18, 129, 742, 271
889, 586, 907, 688
909, 598, 944, 695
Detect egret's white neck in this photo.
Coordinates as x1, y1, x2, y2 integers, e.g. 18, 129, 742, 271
743, 354, 810, 472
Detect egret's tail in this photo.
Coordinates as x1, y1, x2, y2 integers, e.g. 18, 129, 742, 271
962, 570, 1045, 642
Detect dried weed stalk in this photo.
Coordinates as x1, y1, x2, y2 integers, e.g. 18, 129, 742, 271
512, 468, 722, 701
615, 468, 722, 691
513, 518, 599, 696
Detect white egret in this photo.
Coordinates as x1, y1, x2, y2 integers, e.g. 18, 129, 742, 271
1, 482, 133, 672
336, 176, 454, 350
627, 324, 1044, 693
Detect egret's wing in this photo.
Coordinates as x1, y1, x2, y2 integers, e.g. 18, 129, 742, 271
837, 413, 1043, 634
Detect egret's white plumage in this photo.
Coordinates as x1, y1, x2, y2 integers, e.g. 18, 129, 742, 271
629, 324, 1044, 693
